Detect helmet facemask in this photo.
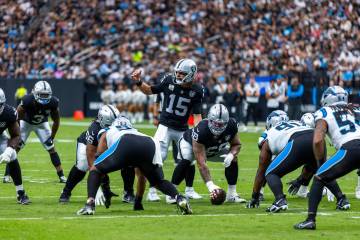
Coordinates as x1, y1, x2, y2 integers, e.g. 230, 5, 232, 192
208, 119, 228, 136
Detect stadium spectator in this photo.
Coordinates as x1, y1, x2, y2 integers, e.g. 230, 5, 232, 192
244, 75, 260, 127
223, 82, 241, 122
287, 77, 304, 120
100, 83, 115, 105
266, 79, 280, 115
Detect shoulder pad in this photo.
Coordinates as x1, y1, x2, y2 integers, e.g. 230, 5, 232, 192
257, 131, 268, 150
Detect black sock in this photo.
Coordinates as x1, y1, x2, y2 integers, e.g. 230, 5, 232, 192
150, 167, 164, 188
265, 174, 285, 200
121, 167, 135, 193
8, 159, 22, 186
50, 152, 61, 168
325, 180, 343, 200
87, 170, 102, 199
225, 161, 238, 185
171, 160, 190, 185
64, 165, 86, 194
57, 170, 64, 178
307, 178, 325, 221
185, 164, 195, 187
100, 174, 112, 195
156, 180, 178, 198
4, 163, 10, 176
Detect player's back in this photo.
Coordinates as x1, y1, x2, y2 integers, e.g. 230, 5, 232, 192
267, 120, 311, 155
315, 104, 360, 149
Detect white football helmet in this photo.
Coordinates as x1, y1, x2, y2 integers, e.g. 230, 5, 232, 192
266, 110, 289, 130
207, 104, 229, 135
301, 113, 315, 128
320, 86, 348, 107
0, 88, 6, 114
97, 105, 120, 128
174, 59, 197, 84
111, 116, 133, 130
32, 81, 52, 104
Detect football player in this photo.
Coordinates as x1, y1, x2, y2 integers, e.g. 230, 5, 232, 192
168, 104, 246, 203
295, 86, 360, 230
0, 88, 30, 204
131, 59, 203, 201
11, 81, 66, 182
246, 110, 348, 213
76, 116, 192, 215
59, 105, 134, 204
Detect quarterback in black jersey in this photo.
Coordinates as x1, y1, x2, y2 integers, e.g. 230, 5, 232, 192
0, 88, 30, 204
131, 59, 203, 202
172, 104, 246, 203
12, 81, 66, 183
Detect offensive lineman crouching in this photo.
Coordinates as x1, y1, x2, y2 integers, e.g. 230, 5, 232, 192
77, 116, 192, 215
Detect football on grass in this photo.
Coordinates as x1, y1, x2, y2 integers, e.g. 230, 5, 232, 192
210, 188, 226, 205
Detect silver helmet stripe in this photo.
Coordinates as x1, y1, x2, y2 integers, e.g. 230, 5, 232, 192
176, 59, 185, 69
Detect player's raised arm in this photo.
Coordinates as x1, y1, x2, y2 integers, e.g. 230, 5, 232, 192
131, 69, 153, 95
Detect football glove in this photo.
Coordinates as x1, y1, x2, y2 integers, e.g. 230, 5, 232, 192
287, 179, 302, 195
205, 181, 221, 192
133, 196, 144, 211
0, 147, 16, 164
95, 188, 106, 206
323, 187, 335, 202
246, 192, 260, 208
220, 153, 234, 168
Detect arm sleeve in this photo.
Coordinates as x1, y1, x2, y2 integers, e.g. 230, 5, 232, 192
150, 75, 169, 94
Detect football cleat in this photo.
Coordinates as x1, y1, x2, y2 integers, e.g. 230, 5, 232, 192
185, 187, 202, 199
166, 195, 177, 204
146, 187, 160, 202
226, 193, 246, 203
266, 197, 288, 213
176, 195, 192, 215
336, 195, 350, 210
59, 191, 71, 203
59, 176, 67, 183
77, 202, 95, 215
17, 190, 31, 205
122, 191, 135, 204
294, 219, 316, 230
259, 193, 265, 201
2, 175, 12, 183
355, 185, 360, 199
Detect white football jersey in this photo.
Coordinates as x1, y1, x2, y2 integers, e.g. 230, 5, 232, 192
266, 120, 311, 155
314, 105, 360, 150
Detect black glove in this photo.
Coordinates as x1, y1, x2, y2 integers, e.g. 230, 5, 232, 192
287, 179, 302, 195
102, 188, 119, 209
134, 196, 144, 211
246, 192, 260, 208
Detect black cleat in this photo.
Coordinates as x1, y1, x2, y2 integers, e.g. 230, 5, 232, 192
59, 191, 71, 203
176, 195, 192, 215
266, 197, 288, 213
122, 191, 135, 204
17, 190, 31, 205
294, 219, 316, 230
336, 195, 350, 210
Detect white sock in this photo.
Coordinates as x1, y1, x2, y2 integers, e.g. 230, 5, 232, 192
185, 186, 194, 191
228, 185, 237, 195
15, 184, 24, 192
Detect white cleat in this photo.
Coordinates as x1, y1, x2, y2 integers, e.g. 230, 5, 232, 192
185, 187, 202, 199
296, 185, 309, 198
355, 186, 360, 199
146, 187, 160, 202
166, 195, 177, 204
226, 193, 246, 203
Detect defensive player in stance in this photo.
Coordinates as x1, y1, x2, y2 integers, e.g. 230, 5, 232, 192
77, 116, 192, 215
8, 81, 66, 182
131, 59, 203, 201
60, 105, 134, 204
247, 110, 349, 212
295, 86, 360, 230
0, 88, 30, 204
168, 104, 246, 203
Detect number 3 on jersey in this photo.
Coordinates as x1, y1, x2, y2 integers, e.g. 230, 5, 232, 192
165, 94, 190, 117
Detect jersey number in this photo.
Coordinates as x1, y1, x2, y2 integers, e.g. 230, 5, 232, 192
32, 114, 45, 124
207, 143, 228, 157
165, 94, 190, 117
333, 111, 356, 135
275, 121, 302, 131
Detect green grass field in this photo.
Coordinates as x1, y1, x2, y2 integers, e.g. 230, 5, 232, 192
0, 118, 360, 240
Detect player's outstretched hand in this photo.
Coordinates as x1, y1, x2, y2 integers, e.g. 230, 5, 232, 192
131, 69, 142, 82
95, 188, 106, 206
246, 193, 260, 208
287, 179, 301, 195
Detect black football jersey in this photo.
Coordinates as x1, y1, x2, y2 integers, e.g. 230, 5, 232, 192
0, 104, 17, 135
77, 120, 102, 146
21, 94, 59, 125
183, 118, 239, 157
151, 73, 203, 131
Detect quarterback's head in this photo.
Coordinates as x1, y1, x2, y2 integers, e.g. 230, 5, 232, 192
173, 59, 197, 85
0, 88, 6, 114
97, 105, 120, 128
266, 110, 289, 130
32, 81, 52, 105
320, 86, 348, 107
207, 104, 229, 136
301, 113, 315, 128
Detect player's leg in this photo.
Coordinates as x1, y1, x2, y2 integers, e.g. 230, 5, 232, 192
35, 122, 66, 182
3, 163, 11, 183
224, 157, 246, 203
121, 166, 135, 203
355, 169, 360, 199
59, 142, 87, 203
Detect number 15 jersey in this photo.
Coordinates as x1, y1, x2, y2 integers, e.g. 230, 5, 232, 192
151, 73, 203, 131
314, 105, 360, 150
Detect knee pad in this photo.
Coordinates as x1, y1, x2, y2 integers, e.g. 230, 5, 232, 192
43, 137, 54, 151
18, 140, 25, 150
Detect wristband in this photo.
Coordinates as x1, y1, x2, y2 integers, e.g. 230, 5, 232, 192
206, 181, 217, 192
136, 80, 143, 87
